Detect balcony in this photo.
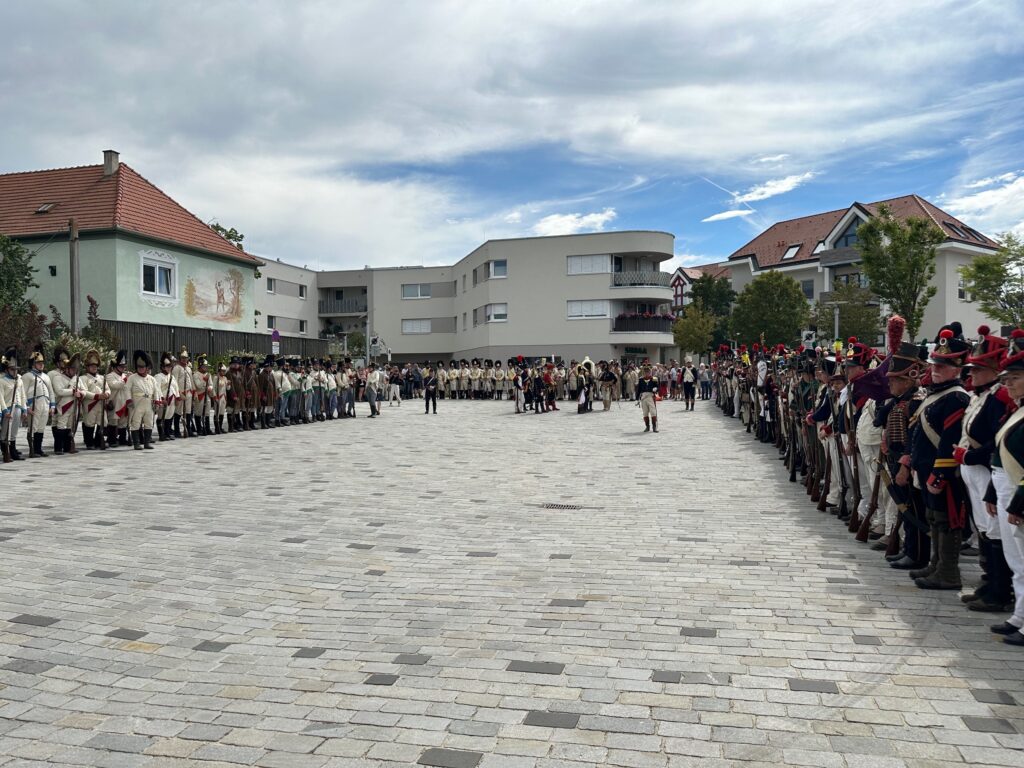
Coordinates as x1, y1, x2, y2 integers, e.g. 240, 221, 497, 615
318, 298, 368, 315
612, 315, 675, 333
611, 270, 673, 288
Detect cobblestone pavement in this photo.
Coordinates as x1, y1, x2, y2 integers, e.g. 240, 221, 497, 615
2, 399, 1024, 768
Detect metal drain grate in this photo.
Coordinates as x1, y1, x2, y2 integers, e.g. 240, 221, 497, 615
542, 503, 583, 510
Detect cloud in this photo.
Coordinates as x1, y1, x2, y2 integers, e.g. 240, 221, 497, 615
532, 208, 617, 236
503, 211, 523, 224
733, 172, 818, 203
944, 172, 1024, 237
662, 252, 716, 273
754, 154, 789, 164
964, 171, 1022, 189
702, 209, 756, 223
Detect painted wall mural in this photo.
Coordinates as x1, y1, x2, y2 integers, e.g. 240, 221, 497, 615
184, 267, 246, 324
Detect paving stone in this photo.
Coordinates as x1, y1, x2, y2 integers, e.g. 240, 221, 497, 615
467, 551, 497, 557
347, 543, 374, 549
549, 599, 587, 607
971, 689, 1018, 705
962, 716, 1017, 733
789, 679, 841, 694
282, 537, 308, 543
1, 659, 55, 674
418, 747, 484, 767
86, 570, 121, 578
293, 647, 326, 658
506, 661, 564, 675
365, 569, 386, 575
679, 627, 717, 638
193, 640, 231, 652
852, 635, 882, 645
365, 674, 399, 685
146, 525, 176, 531
395, 653, 431, 665
548, 554, 572, 559
652, 671, 682, 683
207, 531, 243, 537
8, 614, 59, 627
523, 710, 580, 729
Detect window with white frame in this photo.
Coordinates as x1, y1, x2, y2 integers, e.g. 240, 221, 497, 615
401, 283, 432, 299
266, 315, 276, 329
485, 303, 508, 322
266, 277, 276, 294
489, 259, 507, 278
142, 258, 175, 297
958, 276, 969, 301
299, 284, 307, 299
567, 299, 610, 318
402, 318, 431, 334
567, 254, 611, 275
299, 319, 307, 334
782, 244, 801, 260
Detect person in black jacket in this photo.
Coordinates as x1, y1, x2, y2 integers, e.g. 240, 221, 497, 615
637, 366, 659, 432
423, 368, 438, 414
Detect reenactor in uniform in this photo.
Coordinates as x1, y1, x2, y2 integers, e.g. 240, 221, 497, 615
300, 360, 314, 422
154, 352, 179, 442
1, 348, 26, 462
191, 354, 213, 436
469, 359, 482, 399
273, 359, 290, 425
212, 362, 230, 434
105, 350, 131, 448
907, 324, 971, 590
50, 350, 80, 455
493, 360, 505, 400
171, 347, 194, 438
244, 357, 260, 429
22, 347, 54, 458
458, 360, 470, 399
226, 356, 245, 432
637, 365, 659, 432
955, 325, 1013, 611
127, 350, 157, 450
258, 355, 279, 429
325, 359, 339, 419
79, 348, 111, 450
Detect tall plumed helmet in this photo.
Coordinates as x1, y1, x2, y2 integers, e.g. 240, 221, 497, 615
1000, 329, 1024, 373
178, 345, 190, 359
928, 323, 971, 366
83, 348, 101, 367
196, 353, 209, 368
133, 349, 152, 370
112, 349, 128, 367
160, 351, 174, 368
966, 324, 1008, 370
1, 346, 17, 369
29, 344, 45, 365
886, 315, 906, 355
54, 346, 70, 367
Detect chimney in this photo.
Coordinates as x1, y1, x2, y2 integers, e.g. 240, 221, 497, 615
103, 149, 120, 176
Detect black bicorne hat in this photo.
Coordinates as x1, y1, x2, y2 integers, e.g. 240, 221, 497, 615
133, 349, 152, 369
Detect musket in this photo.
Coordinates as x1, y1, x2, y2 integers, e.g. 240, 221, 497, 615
27, 372, 39, 457
874, 459, 910, 556
855, 447, 885, 542
817, 441, 832, 511
846, 402, 863, 533
69, 369, 83, 450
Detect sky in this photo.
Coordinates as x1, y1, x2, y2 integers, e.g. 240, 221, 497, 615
1, 0, 1023, 273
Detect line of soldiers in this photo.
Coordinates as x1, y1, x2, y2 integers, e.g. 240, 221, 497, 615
713, 317, 1024, 646
0, 345, 380, 460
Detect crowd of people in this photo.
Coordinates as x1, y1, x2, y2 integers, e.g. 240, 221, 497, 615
712, 317, 1024, 647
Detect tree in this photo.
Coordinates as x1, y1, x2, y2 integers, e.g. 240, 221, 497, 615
672, 300, 716, 357
959, 232, 1024, 328
856, 203, 945, 340
811, 283, 882, 346
210, 222, 245, 250
0, 234, 38, 311
345, 330, 366, 358
730, 270, 809, 346
688, 274, 735, 316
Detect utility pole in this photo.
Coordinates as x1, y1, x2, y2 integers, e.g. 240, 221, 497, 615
69, 218, 81, 334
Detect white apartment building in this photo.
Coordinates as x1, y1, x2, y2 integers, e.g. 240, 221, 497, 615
314, 231, 677, 364
256, 258, 319, 340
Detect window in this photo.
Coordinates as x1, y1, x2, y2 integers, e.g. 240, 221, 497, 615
462, 275, 466, 292
613, 255, 624, 273
142, 259, 174, 297
963, 226, 986, 242
489, 260, 507, 278
473, 307, 480, 326
473, 268, 479, 286
485, 303, 508, 322
801, 279, 814, 300
267, 315, 276, 329
567, 299, 610, 318
462, 312, 467, 330
299, 284, 307, 299
958, 277, 968, 301
266, 277, 276, 294
945, 221, 967, 239
812, 240, 826, 254
402, 319, 431, 334
401, 283, 431, 299
782, 244, 801, 260
835, 218, 863, 249
567, 254, 611, 275
334, 289, 344, 301
299, 320, 307, 334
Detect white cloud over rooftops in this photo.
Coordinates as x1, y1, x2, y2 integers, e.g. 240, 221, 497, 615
702, 210, 756, 223
532, 208, 617, 237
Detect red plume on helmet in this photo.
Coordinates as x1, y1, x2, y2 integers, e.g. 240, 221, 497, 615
968, 323, 1007, 369
886, 315, 906, 355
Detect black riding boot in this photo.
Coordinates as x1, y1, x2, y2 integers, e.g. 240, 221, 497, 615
132, 429, 142, 451
82, 425, 95, 449
143, 428, 154, 449
33, 432, 47, 458
51, 427, 62, 455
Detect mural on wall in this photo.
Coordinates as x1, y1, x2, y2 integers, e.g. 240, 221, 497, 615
184, 267, 246, 324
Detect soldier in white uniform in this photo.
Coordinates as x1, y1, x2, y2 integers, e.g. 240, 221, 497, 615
0, 367, 7, 463
105, 350, 130, 448
1, 348, 27, 461
171, 347, 194, 438
21, 347, 53, 458
51, 350, 83, 456
192, 354, 214, 436
127, 350, 157, 450
78, 348, 110, 450
212, 362, 230, 434
155, 352, 179, 442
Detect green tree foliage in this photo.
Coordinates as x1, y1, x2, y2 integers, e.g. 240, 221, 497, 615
345, 330, 366, 358
672, 300, 716, 356
811, 283, 882, 346
855, 203, 945, 340
959, 232, 1024, 328
730, 271, 809, 346
687, 274, 735, 316
211, 222, 245, 250
0, 234, 38, 311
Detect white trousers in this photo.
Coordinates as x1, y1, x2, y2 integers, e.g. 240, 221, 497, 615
962, 463, 998, 538
991, 468, 1024, 627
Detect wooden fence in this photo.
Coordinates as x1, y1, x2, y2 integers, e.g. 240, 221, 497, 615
92, 319, 330, 360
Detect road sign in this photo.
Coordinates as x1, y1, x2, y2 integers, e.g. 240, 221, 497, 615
271, 330, 281, 341
271, 341, 280, 355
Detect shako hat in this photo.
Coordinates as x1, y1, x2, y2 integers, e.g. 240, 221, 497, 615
133, 349, 152, 369
844, 337, 876, 367
1000, 329, 1024, 373
928, 322, 970, 366
966, 324, 1007, 370
887, 342, 927, 379
262, 354, 275, 367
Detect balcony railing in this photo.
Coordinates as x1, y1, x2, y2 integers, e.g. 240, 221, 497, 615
611, 270, 673, 288
318, 298, 368, 314
612, 316, 674, 333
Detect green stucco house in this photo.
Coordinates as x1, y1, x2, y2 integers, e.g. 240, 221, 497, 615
0, 150, 262, 331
